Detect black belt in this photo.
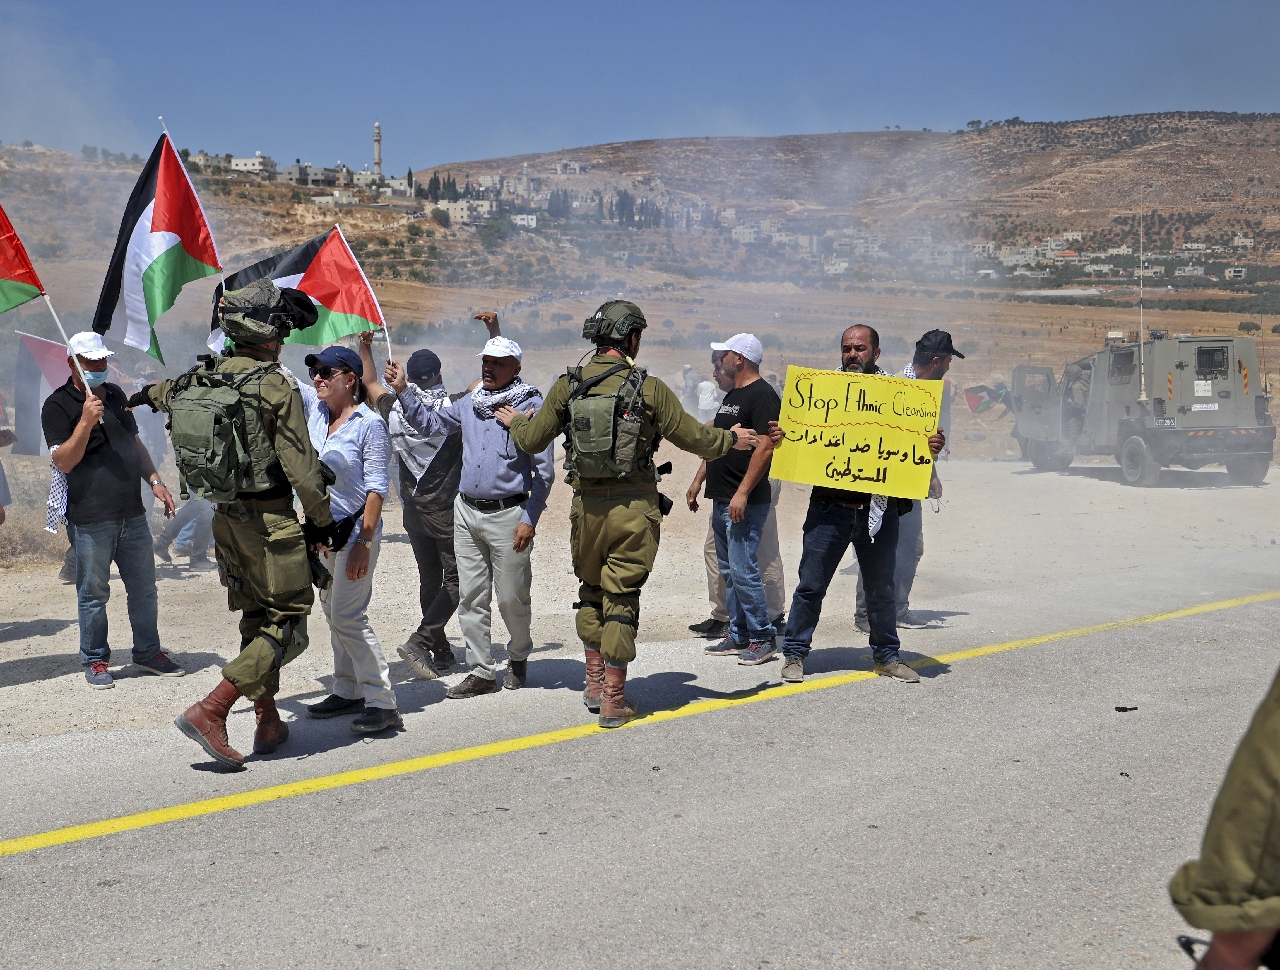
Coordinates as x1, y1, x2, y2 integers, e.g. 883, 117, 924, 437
461, 492, 527, 512
825, 498, 868, 511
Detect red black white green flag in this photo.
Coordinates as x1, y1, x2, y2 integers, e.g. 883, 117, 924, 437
211, 225, 384, 346
93, 133, 221, 363
0, 204, 45, 315
964, 382, 1013, 416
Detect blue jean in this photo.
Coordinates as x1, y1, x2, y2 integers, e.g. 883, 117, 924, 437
854, 498, 923, 620
159, 499, 214, 553
69, 515, 161, 667
782, 498, 900, 666
711, 500, 773, 644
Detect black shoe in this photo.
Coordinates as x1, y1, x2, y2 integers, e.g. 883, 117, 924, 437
59, 564, 76, 585
350, 706, 403, 734
689, 616, 729, 639
772, 613, 786, 637
503, 660, 527, 690
431, 647, 458, 671
445, 673, 500, 699
153, 539, 171, 563
306, 694, 364, 719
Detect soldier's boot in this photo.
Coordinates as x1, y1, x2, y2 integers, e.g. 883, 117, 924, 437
175, 678, 245, 768
598, 663, 638, 729
253, 696, 289, 755
583, 649, 605, 713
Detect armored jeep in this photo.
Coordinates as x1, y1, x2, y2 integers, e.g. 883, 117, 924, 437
1011, 334, 1274, 486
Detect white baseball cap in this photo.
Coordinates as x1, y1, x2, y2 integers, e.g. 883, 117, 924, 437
477, 336, 523, 361
709, 333, 763, 365
67, 332, 115, 360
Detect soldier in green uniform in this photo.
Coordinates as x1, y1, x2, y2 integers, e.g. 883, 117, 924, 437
130, 281, 336, 769
495, 300, 758, 727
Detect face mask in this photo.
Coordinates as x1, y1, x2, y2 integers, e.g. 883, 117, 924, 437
82, 369, 109, 388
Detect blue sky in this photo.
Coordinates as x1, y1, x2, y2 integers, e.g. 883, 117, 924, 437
4, 0, 1279, 171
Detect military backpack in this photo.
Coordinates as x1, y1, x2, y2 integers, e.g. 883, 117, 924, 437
564, 362, 653, 480
167, 360, 284, 502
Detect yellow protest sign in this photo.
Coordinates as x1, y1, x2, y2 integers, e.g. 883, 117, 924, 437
770, 366, 943, 500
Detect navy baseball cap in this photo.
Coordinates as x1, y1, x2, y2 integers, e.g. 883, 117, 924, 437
915, 329, 965, 360
304, 345, 363, 378
407, 348, 442, 381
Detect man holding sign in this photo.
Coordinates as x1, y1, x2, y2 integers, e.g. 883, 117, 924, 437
768, 325, 945, 684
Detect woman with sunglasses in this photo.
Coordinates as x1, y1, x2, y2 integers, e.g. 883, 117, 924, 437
298, 345, 399, 735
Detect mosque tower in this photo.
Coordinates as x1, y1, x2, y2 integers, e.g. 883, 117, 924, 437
373, 121, 382, 177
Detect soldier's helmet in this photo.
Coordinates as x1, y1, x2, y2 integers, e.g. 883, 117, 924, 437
219, 279, 318, 345
582, 300, 647, 344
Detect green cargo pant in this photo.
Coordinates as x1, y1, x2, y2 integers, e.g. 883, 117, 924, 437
1170, 663, 1280, 932
212, 508, 314, 700
569, 489, 661, 664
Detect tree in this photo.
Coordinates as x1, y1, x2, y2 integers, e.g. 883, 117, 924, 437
430, 207, 450, 228
407, 222, 423, 238
1239, 321, 1261, 333
662, 319, 675, 330
967, 120, 982, 130
1271, 323, 1280, 335
81, 145, 98, 162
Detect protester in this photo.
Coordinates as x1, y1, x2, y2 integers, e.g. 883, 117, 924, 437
768, 324, 944, 685
688, 334, 780, 664
854, 330, 959, 631
297, 344, 399, 734
153, 499, 216, 571
696, 374, 722, 423
498, 300, 757, 727
680, 363, 701, 412
43, 332, 182, 690
386, 333, 555, 697
357, 322, 483, 680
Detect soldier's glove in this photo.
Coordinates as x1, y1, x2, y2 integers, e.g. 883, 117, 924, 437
127, 385, 157, 411
302, 518, 337, 551
307, 548, 332, 591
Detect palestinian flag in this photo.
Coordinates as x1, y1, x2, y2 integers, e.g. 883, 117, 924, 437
0, 204, 44, 314
212, 225, 384, 346
13, 332, 72, 455
93, 133, 221, 363
964, 382, 1013, 416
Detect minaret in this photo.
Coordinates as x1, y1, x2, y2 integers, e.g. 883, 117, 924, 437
373, 121, 382, 177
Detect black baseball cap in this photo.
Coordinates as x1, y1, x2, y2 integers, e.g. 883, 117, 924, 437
407, 348, 442, 381
304, 345, 363, 378
915, 329, 965, 359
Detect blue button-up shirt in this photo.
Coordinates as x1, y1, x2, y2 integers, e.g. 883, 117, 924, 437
397, 387, 554, 528
299, 383, 390, 522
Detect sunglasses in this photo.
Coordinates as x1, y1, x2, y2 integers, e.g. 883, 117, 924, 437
308, 365, 351, 381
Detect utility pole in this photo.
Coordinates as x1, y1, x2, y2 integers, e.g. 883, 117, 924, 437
1137, 215, 1149, 404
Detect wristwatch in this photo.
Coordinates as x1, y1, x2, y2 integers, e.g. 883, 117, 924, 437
354, 538, 374, 549
149, 479, 166, 489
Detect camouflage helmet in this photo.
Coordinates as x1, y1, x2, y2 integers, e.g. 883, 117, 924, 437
582, 300, 646, 344
218, 278, 318, 345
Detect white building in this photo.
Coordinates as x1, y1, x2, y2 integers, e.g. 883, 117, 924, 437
823, 258, 850, 275
230, 153, 277, 179
513, 214, 537, 228
731, 225, 759, 243
1182, 242, 1207, 251
1174, 265, 1205, 277
1226, 266, 1248, 280
1233, 235, 1255, 249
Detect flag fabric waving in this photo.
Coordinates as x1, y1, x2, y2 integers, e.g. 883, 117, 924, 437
13, 332, 72, 455
212, 225, 384, 347
964, 382, 1013, 416
0, 204, 44, 315
93, 133, 221, 363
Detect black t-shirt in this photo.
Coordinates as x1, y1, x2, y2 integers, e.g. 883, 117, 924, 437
704, 377, 781, 504
42, 379, 145, 526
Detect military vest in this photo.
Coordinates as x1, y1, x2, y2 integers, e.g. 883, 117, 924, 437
563, 362, 655, 480
167, 359, 284, 502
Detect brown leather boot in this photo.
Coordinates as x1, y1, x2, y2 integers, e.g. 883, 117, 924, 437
583, 649, 605, 713
253, 696, 289, 755
175, 678, 245, 768
598, 663, 638, 729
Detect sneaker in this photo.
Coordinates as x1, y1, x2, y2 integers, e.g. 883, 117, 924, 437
350, 706, 403, 734
874, 661, 921, 683
397, 642, 440, 680
704, 637, 743, 656
85, 661, 114, 689
781, 656, 804, 683
772, 613, 786, 637
134, 651, 184, 677
503, 659, 527, 690
153, 539, 172, 563
59, 564, 77, 585
307, 694, 364, 719
431, 647, 458, 671
854, 615, 870, 634
187, 556, 218, 573
738, 640, 778, 665
897, 611, 932, 629
173, 543, 194, 558
445, 673, 500, 699
689, 616, 729, 639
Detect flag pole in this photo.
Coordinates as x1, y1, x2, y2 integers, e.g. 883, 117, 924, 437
42, 293, 103, 424
382, 320, 394, 364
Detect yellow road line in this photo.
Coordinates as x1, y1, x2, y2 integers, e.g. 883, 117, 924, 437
3, 588, 1278, 860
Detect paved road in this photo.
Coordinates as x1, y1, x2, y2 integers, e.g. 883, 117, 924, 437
2, 466, 1278, 968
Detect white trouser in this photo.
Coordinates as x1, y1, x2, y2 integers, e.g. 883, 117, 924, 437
705, 478, 786, 621
320, 532, 396, 710
454, 495, 534, 680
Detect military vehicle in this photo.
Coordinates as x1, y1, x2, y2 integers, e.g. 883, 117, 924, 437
1011, 333, 1274, 486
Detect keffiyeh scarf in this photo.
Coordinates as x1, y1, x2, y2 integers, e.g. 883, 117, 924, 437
471, 378, 539, 420
388, 384, 450, 482
46, 446, 67, 534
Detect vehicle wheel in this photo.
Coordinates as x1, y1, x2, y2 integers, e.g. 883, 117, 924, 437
1029, 440, 1051, 470
1226, 455, 1271, 486
1045, 452, 1073, 472
1119, 436, 1161, 487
